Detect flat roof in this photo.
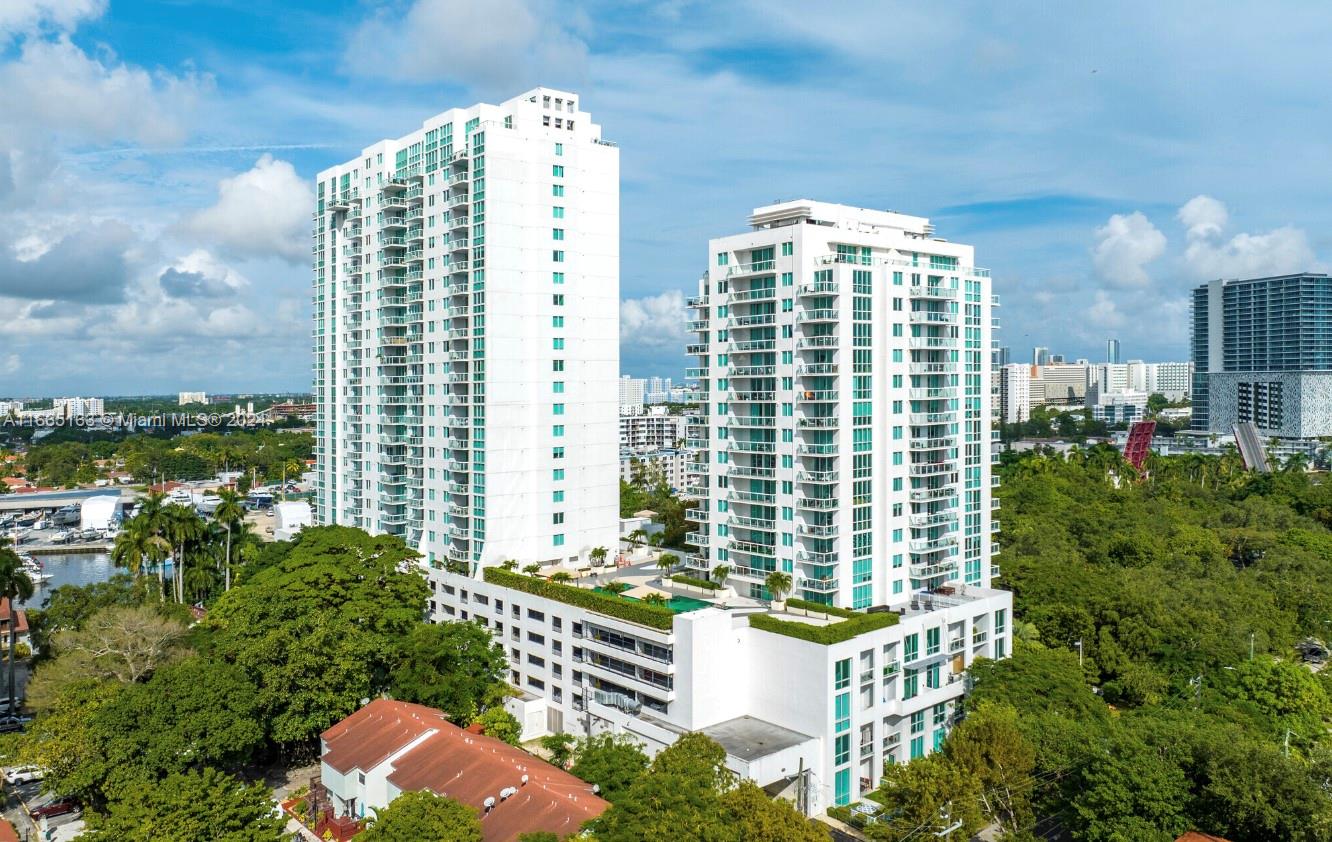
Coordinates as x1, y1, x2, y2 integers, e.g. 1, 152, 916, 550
699, 715, 814, 762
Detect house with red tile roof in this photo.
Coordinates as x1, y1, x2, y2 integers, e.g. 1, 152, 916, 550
0, 598, 30, 651
318, 699, 608, 841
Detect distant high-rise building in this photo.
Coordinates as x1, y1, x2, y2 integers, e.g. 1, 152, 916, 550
1106, 338, 1121, 364
313, 87, 619, 567
996, 346, 1011, 367
644, 376, 672, 404
1191, 274, 1332, 437
999, 364, 1032, 423
1032, 346, 1050, 366
178, 391, 207, 406
54, 397, 103, 417
1049, 354, 1066, 364
618, 376, 646, 412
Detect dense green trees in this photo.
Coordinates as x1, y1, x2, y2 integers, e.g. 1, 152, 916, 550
568, 732, 650, 804
619, 465, 697, 548
356, 790, 482, 842
79, 768, 286, 842
592, 733, 828, 842
202, 526, 429, 749
389, 621, 507, 723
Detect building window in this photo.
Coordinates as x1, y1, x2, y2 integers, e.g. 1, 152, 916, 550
554, 534, 565, 547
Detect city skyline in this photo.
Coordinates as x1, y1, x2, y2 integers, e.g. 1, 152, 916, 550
4, 2, 1332, 394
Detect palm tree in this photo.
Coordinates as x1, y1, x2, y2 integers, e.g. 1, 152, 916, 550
163, 505, 205, 603
214, 488, 246, 591
135, 492, 171, 599
711, 564, 731, 589
642, 593, 668, 606
656, 552, 678, 578
111, 518, 170, 582
764, 570, 792, 605
550, 571, 573, 584
627, 529, 647, 545
0, 539, 34, 717
500, 559, 518, 571
589, 546, 609, 567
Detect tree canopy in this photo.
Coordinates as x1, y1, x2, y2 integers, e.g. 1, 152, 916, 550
355, 790, 483, 842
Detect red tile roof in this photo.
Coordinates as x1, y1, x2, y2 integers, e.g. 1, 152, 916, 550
1176, 834, 1232, 842
0, 598, 28, 636
321, 698, 440, 775
0, 818, 19, 842
323, 700, 609, 842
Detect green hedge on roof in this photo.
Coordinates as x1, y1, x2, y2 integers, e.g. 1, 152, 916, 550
483, 567, 675, 631
749, 609, 899, 645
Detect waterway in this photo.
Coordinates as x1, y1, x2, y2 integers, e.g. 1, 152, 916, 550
18, 552, 118, 609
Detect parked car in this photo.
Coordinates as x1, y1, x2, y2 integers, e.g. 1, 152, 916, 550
31, 799, 79, 819
4, 766, 43, 785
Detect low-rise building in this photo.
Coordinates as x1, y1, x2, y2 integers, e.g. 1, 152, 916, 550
618, 406, 685, 450
317, 699, 608, 841
619, 448, 689, 490
428, 563, 1010, 814
1086, 388, 1149, 424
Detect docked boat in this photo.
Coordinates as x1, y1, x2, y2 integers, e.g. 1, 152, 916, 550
19, 555, 51, 584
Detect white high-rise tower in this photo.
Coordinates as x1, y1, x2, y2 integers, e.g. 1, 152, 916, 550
685, 201, 1000, 606
312, 88, 619, 569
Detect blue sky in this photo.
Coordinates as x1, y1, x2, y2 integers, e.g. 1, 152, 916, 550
2, 0, 1329, 395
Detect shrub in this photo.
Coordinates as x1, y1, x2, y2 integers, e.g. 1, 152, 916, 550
483, 568, 674, 631
785, 597, 856, 618
670, 574, 720, 591
749, 610, 899, 645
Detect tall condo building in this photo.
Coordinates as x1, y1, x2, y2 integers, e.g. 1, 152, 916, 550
312, 88, 620, 568
1191, 274, 1332, 437
426, 199, 1011, 814
685, 201, 1000, 605
1106, 338, 1120, 364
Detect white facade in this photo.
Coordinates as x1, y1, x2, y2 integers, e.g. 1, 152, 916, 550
79, 495, 120, 531
53, 397, 103, 417
998, 364, 1031, 423
685, 201, 1000, 605
178, 391, 207, 406
428, 569, 1010, 813
620, 448, 689, 490
618, 406, 685, 450
1087, 389, 1148, 423
1031, 364, 1089, 406
312, 88, 620, 569
618, 376, 645, 411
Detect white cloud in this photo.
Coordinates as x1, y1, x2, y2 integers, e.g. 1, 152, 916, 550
345, 0, 587, 91
0, 353, 18, 375
158, 250, 248, 299
0, 36, 204, 147
1084, 290, 1126, 329
181, 155, 312, 263
1091, 211, 1166, 288
1178, 194, 1316, 280
0, 0, 104, 38
620, 290, 687, 351
1177, 194, 1228, 240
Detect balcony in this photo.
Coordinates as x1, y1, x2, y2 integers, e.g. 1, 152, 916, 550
909, 461, 956, 478
799, 577, 839, 593
728, 416, 776, 428
799, 281, 839, 295
797, 417, 838, 429
910, 560, 958, 579
728, 287, 777, 303
909, 387, 957, 400
796, 470, 838, 483
795, 336, 838, 350
796, 497, 837, 510
796, 363, 838, 375
908, 336, 958, 350
727, 260, 777, 278
730, 365, 775, 377
908, 284, 958, 300
797, 390, 838, 403
728, 464, 777, 479
729, 390, 775, 402
731, 313, 775, 327
796, 309, 838, 323
909, 310, 958, 325
909, 436, 956, 451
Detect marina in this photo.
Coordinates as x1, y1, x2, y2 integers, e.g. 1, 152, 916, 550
14, 552, 118, 609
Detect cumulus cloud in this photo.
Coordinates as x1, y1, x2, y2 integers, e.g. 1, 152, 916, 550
0, 0, 104, 38
1091, 211, 1166, 288
1084, 290, 1126, 329
0, 36, 204, 147
181, 155, 312, 263
0, 220, 135, 303
0, 354, 18, 375
158, 251, 247, 299
620, 289, 687, 350
1178, 194, 1315, 280
345, 0, 587, 91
